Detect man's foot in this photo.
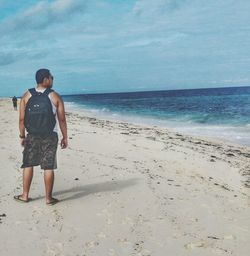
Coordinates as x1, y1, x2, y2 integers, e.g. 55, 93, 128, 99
14, 195, 30, 203
46, 198, 59, 206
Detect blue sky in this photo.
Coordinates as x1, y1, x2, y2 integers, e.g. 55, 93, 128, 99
0, 0, 250, 96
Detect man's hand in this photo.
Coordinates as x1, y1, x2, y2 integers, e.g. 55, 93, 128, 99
61, 137, 68, 149
20, 138, 26, 147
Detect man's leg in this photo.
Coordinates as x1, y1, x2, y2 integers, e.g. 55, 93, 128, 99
21, 167, 34, 200
44, 170, 58, 203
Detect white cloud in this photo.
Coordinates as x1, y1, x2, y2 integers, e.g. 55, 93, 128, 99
51, 0, 78, 11
133, 0, 187, 16
1, 0, 86, 32
222, 78, 250, 83
0, 52, 15, 66
124, 33, 188, 47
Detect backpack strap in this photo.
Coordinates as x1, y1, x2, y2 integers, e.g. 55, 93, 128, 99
28, 88, 38, 96
28, 88, 54, 96
43, 88, 54, 96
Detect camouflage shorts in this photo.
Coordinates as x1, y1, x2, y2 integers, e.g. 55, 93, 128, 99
21, 132, 58, 170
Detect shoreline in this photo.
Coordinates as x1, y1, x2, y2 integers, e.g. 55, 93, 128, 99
65, 104, 250, 150
65, 108, 250, 189
66, 102, 250, 149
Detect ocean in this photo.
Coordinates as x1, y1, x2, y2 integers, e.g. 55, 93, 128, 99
62, 86, 250, 147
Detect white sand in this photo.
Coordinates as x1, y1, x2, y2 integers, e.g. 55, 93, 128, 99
0, 98, 250, 256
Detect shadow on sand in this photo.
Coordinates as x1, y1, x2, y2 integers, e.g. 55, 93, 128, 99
32, 177, 140, 202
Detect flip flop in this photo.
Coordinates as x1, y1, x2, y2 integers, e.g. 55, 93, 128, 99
14, 195, 30, 203
46, 198, 59, 206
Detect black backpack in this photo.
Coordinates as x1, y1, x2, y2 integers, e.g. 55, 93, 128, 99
24, 88, 56, 136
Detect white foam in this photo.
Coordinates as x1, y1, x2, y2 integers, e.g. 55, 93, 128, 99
64, 102, 250, 147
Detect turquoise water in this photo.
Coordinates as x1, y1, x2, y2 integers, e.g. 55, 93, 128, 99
63, 86, 250, 146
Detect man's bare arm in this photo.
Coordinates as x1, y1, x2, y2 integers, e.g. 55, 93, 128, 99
52, 92, 68, 148
19, 92, 29, 146
19, 92, 29, 138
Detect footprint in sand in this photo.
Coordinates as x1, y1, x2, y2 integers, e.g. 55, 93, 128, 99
122, 216, 134, 225
44, 240, 63, 256
223, 235, 234, 240
100, 208, 113, 217
133, 240, 151, 255
106, 218, 113, 225
117, 238, 131, 245
97, 232, 106, 239
108, 248, 117, 256
184, 240, 207, 250
84, 240, 99, 248
32, 206, 44, 215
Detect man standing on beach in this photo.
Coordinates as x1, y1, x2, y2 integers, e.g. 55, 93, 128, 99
12, 96, 17, 110
14, 69, 68, 205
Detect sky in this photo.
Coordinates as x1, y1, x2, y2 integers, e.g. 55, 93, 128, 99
0, 0, 250, 97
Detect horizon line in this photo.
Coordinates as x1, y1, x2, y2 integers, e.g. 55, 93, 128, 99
0, 84, 249, 99
61, 84, 250, 97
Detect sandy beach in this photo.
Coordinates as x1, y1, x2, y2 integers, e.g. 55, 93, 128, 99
0, 98, 250, 256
